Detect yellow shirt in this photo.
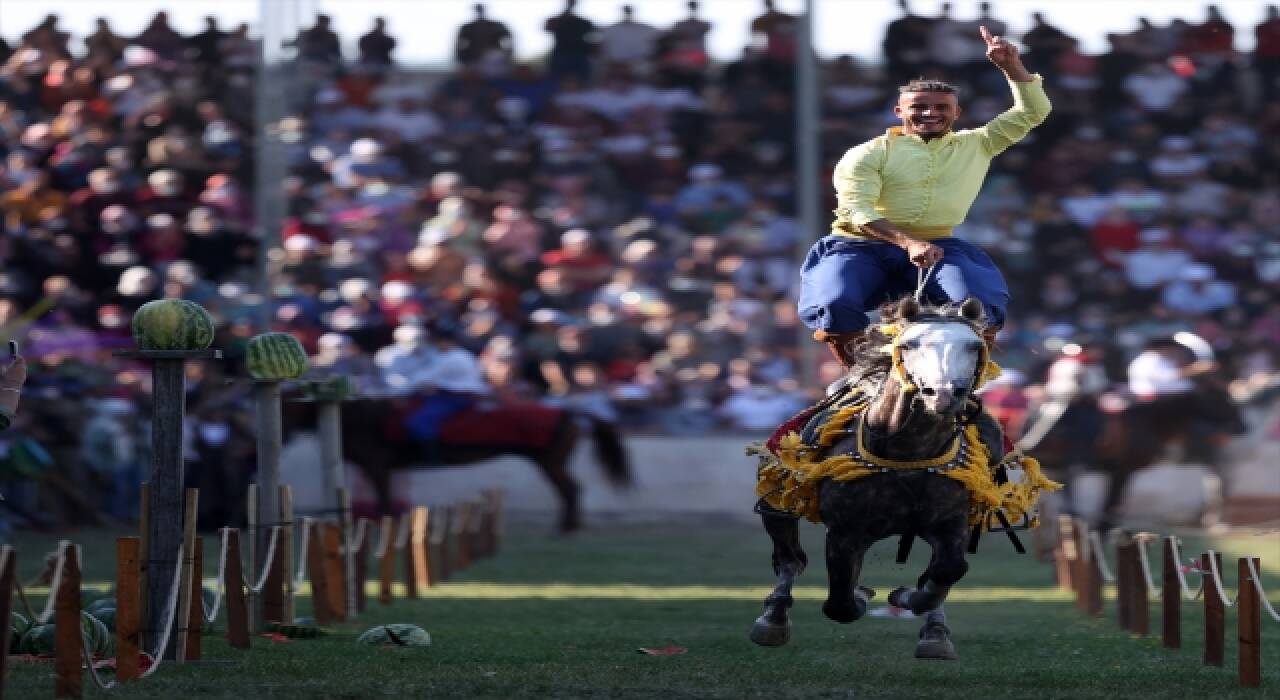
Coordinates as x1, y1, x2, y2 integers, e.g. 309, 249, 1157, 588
831, 75, 1052, 240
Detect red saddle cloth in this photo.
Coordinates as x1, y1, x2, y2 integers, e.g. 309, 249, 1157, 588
438, 402, 563, 449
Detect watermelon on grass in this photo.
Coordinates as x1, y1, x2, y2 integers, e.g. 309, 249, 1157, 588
132, 299, 215, 351
21, 624, 56, 656
8, 612, 30, 654
246, 332, 309, 380
356, 624, 431, 647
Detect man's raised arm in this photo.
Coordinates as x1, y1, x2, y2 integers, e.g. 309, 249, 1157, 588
976, 25, 1051, 156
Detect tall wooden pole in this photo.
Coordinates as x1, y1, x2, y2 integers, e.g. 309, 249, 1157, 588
1162, 537, 1181, 649
0, 546, 14, 700
317, 401, 344, 514
1202, 551, 1225, 667
1238, 557, 1261, 688
254, 380, 282, 628
54, 543, 81, 699
114, 349, 220, 659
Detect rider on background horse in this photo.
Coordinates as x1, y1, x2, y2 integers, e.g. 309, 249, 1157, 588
375, 321, 490, 451
800, 26, 1050, 367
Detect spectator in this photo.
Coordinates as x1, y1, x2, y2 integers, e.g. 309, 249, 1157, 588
1161, 263, 1237, 316
296, 14, 343, 66
600, 5, 660, 68
358, 18, 397, 67
455, 4, 514, 67
544, 0, 598, 84
1123, 227, 1192, 290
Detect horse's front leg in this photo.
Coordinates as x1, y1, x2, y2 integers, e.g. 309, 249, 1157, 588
749, 511, 807, 646
888, 515, 968, 660
821, 528, 874, 624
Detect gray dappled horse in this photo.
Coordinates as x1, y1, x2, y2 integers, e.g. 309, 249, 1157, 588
751, 297, 1005, 660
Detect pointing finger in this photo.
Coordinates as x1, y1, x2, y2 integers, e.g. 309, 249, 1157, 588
979, 25, 994, 44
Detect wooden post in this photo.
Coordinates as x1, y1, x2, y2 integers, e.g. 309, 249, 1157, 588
1117, 541, 1133, 631
1238, 557, 1261, 688
224, 529, 250, 649
175, 488, 198, 661
54, 543, 81, 699
398, 511, 416, 598
317, 401, 345, 512
1162, 537, 1181, 649
114, 349, 219, 659
280, 485, 294, 624
411, 506, 430, 591
116, 538, 142, 681
338, 487, 356, 620
138, 482, 149, 632
1203, 551, 1225, 667
353, 519, 369, 612
467, 501, 485, 561
490, 490, 505, 556
307, 520, 335, 624
254, 380, 283, 629
1131, 542, 1149, 637
1055, 515, 1076, 593
453, 502, 472, 572
377, 515, 394, 605
434, 507, 453, 582
185, 538, 203, 661
1085, 539, 1103, 617
0, 546, 15, 700
322, 523, 346, 620
245, 484, 257, 634
423, 509, 439, 587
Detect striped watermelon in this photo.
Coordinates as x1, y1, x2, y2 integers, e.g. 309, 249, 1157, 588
8, 612, 29, 654
131, 299, 215, 350
246, 332, 309, 380
356, 624, 431, 647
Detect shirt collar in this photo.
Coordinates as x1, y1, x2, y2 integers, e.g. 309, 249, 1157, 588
887, 126, 956, 145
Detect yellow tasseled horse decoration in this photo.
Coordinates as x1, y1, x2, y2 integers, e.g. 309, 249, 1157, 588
750, 322, 1060, 528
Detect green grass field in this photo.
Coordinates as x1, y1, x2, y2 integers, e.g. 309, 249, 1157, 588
4, 518, 1278, 699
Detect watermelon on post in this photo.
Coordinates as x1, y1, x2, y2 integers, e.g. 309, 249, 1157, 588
246, 332, 309, 380
131, 299, 215, 351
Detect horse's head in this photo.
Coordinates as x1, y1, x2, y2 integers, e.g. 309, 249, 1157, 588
888, 297, 990, 417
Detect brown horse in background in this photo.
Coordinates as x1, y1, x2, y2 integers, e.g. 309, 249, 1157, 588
280, 395, 632, 532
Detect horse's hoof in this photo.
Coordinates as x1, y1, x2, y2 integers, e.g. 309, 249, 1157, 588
915, 625, 958, 661
749, 615, 791, 646
888, 587, 912, 608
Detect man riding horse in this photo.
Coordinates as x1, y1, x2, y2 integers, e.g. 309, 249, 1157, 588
747, 27, 1058, 661
800, 26, 1049, 366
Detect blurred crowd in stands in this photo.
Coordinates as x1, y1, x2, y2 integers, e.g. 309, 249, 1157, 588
0, 1, 1278, 525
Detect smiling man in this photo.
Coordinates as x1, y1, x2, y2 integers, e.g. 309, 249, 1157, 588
800, 27, 1050, 367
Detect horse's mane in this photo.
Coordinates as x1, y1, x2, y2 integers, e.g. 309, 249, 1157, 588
845, 297, 986, 382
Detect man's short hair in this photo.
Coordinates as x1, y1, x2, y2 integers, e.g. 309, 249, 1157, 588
898, 78, 960, 96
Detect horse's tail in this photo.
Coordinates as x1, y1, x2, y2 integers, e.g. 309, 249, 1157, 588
583, 413, 633, 488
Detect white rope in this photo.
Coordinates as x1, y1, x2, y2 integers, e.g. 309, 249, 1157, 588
1132, 533, 1160, 597
1205, 550, 1239, 608
244, 527, 280, 595
294, 517, 313, 588
913, 262, 937, 302
348, 518, 369, 553
81, 621, 118, 691
1167, 537, 1204, 601
139, 543, 187, 680
1244, 558, 1280, 624
200, 529, 230, 624
1086, 530, 1116, 584
33, 548, 65, 624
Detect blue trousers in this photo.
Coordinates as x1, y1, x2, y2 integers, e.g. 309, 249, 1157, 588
797, 236, 1009, 334
406, 392, 474, 442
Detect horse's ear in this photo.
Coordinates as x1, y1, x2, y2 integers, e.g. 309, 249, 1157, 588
897, 297, 921, 320
959, 298, 985, 323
